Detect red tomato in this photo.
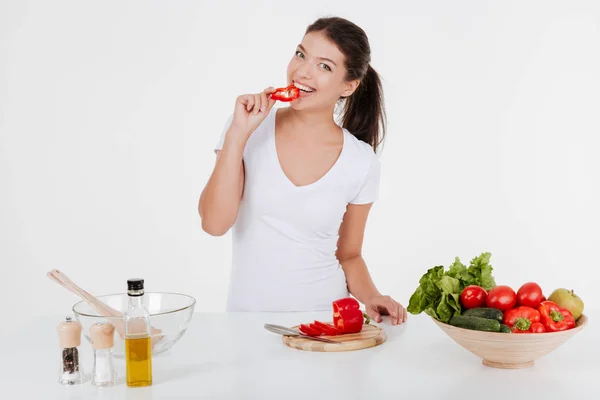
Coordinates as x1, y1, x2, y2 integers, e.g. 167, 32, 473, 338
516, 282, 544, 308
460, 285, 488, 309
486, 285, 517, 311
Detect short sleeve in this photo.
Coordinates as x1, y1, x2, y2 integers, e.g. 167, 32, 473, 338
214, 113, 234, 154
349, 152, 381, 205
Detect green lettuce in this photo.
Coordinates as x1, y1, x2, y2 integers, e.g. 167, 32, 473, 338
407, 252, 497, 322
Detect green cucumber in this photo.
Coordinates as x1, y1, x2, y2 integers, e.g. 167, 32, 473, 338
462, 307, 504, 322
449, 315, 501, 332
499, 324, 512, 333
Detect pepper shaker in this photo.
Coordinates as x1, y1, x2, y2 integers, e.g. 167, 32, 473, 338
90, 322, 117, 387
56, 316, 84, 385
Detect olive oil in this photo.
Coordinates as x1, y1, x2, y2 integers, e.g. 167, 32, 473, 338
124, 278, 153, 387
125, 335, 152, 387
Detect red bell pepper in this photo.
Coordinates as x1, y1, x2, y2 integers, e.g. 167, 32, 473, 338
503, 306, 541, 333
332, 297, 370, 334
538, 301, 576, 332
333, 297, 360, 326
270, 84, 300, 102
335, 309, 370, 334
530, 322, 545, 333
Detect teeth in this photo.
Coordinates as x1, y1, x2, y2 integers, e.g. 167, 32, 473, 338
293, 81, 315, 92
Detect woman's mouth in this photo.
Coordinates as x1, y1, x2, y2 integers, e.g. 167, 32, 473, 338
293, 81, 316, 94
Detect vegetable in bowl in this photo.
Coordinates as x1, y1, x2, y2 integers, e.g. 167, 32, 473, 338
407, 252, 497, 323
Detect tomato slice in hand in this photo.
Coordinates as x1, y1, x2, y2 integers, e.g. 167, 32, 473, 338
299, 323, 321, 337
313, 320, 341, 336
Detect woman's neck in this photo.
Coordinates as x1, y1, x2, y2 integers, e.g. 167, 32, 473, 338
279, 106, 341, 141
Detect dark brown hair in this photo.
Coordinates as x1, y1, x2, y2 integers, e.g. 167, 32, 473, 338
306, 17, 386, 153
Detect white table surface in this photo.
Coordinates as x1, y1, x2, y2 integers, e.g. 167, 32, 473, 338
1, 310, 598, 399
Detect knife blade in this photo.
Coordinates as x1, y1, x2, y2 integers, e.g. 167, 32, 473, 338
264, 324, 342, 344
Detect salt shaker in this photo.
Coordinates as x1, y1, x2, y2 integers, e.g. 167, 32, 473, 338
56, 316, 84, 385
90, 322, 117, 387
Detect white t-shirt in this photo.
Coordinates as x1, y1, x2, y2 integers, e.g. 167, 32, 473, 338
214, 108, 381, 312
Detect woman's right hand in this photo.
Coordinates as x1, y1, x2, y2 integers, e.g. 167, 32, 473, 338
231, 87, 278, 138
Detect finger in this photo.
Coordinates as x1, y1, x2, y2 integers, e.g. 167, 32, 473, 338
236, 95, 248, 107
259, 91, 268, 113
396, 302, 405, 325
397, 305, 405, 324
402, 306, 408, 323
245, 95, 255, 113
392, 302, 400, 325
366, 308, 382, 323
253, 94, 262, 115
385, 298, 398, 324
263, 86, 277, 109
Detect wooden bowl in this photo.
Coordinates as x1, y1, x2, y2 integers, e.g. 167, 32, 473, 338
432, 314, 588, 369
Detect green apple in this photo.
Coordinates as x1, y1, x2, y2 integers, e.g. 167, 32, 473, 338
548, 288, 585, 320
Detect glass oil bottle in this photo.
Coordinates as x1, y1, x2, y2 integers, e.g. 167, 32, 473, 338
124, 278, 153, 387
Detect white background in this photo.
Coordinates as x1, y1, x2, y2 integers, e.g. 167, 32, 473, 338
1, 1, 599, 335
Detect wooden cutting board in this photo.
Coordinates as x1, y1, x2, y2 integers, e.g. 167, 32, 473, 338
282, 323, 386, 352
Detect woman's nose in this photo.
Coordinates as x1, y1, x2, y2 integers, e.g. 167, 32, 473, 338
295, 63, 312, 80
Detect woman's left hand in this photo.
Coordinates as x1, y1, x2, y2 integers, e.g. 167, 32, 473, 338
365, 295, 407, 325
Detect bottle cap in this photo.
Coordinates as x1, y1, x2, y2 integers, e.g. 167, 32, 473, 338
90, 323, 115, 350
127, 278, 144, 296
56, 316, 82, 348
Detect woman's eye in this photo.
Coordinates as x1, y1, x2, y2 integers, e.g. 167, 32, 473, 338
320, 63, 331, 71
295, 51, 305, 58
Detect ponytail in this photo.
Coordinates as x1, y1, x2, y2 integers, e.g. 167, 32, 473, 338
341, 65, 387, 153
304, 17, 386, 152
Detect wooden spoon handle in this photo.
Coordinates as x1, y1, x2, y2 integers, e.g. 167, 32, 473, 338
47, 269, 122, 316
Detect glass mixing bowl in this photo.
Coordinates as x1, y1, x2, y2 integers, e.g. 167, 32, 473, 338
72, 292, 195, 357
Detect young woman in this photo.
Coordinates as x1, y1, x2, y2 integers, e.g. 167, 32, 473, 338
199, 17, 407, 325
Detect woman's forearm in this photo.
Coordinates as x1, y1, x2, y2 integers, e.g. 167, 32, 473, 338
339, 255, 381, 305
198, 128, 247, 236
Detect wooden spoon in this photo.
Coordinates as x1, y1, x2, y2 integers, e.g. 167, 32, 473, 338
47, 269, 163, 346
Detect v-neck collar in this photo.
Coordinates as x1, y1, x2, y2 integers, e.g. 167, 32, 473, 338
270, 108, 346, 190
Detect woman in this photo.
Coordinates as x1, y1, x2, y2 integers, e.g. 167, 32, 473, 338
199, 17, 407, 325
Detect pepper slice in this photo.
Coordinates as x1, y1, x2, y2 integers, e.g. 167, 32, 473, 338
538, 301, 576, 332
313, 320, 341, 336
299, 323, 321, 337
270, 84, 300, 102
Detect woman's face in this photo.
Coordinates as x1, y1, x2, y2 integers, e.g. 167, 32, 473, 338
286, 31, 359, 111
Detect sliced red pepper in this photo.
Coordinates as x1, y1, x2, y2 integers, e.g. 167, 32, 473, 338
538, 301, 576, 332
270, 84, 300, 102
309, 323, 325, 335
332, 297, 360, 327
313, 320, 341, 336
334, 309, 370, 334
299, 323, 321, 337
